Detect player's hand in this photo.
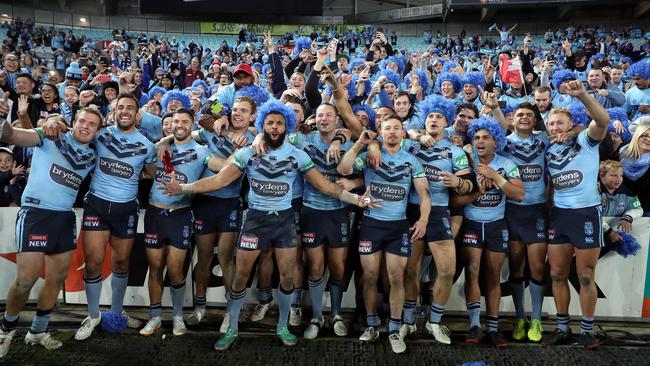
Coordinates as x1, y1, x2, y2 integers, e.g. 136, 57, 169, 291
438, 171, 461, 188
367, 140, 382, 169
212, 115, 230, 136
158, 171, 183, 196
550, 130, 578, 144
358, 130, 376, 145
565, 80, 587, 97
42, 115, 67, 139
608, 230, 622, 243
476, 163, 498, 180
232, 134, 249, 148
357, 186, 383, 208
418, 134, 435, 147
0, 92, 10, 116
326, 140, 341, 164
251, 133, 267, 155
410, 219, 427, 241
155, 141, 172, 163
618, 220, 633, 233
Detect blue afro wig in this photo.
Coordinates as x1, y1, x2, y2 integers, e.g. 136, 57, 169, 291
234, 85, 270, 107
208, 85, 219, 96
147, 86, 166, 101
371, 69, 401, 88
382, 55, 405, 75
255, 98, 297, 134
607, 107, 633, 144
460, 72, 485, 89
138, 93, 149, 107
352, 103, 377, 131
100, 311, 128, 334
442, 61, 459, 73
627, 61, 650, 80
614, 231, 641, 258
417, 94, 456, 127
253, 62, 263, 71
468, 116, 507, 151
435, 72, 461, 94
349, 57, 366, 72
402, 70, 429, 94
161, 90, 191, 112
293, 36, 312, 59
552, 69, 577, 89
567, 102, 591, 126
191, 79, 209, 95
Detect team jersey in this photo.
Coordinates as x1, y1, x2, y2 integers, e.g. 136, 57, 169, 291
149, 140, 213, 208
89, 126, 156, 203
464, 154, 520, 222
501, 132, 549, 205
552, 93, 576, 108
233, 142, 314, 212
546, 130, 601, 209
599, 182, 643, 219
288, 131, 353, 211
197, 128, 255, 198
402, 139, 470, 206
22, 129, 96, 211
353, 147, 426, 221
624, 86, 650, 120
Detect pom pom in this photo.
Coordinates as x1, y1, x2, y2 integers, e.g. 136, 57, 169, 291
435, 72, 461, 94
161, 90, 191, 112
255, 98, 297, 134
148, 86, 166, 101
371, 69, 400, 88
552, 69, 577, 89
293, 37, 312, 59
614, 231, 641, 258
627, 61, 650, 80
460, 71, 485, 89
417, 94, 456, 127
468, 116, 507, 151
352, 103, 376, 131
234, 85, 270, 107
100, 311, 128, 334
567, 102, 591, 126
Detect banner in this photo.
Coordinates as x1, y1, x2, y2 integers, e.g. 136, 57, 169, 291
199, 22, 365, 37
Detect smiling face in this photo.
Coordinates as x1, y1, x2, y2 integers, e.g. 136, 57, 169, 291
463, 84, 478, 101
72, 111, 101, 144
41, 84, 57, 104
0, 151, 13, 172
394, 95, 411, 119
114, 96, 138, 132
513, 107, 536, 134
316, 104, 337, 134
546, 110, 573, 137
231, 100, 255, 130
453, 107, 476, 134
171, 111, 193, 142
441, 81, 455, 98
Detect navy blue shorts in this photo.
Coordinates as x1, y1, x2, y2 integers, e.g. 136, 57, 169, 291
301, 206, 350, 248
460, 218, 509, 253
548, 205, 603, 249
358, 216, 411, 257
506, 203, 548, 244
144, 205, 193, 250
82, 193, 139, 239
291, 198, 302, 236
238, 208, 298, 251
15, 207, 76, 254
406, 204, 454, 243
193, 195, 242, 235
449, 205, 464, 217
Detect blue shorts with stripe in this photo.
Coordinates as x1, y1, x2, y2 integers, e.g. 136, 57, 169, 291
15, 207, 77, 254
548, 205, 603, 249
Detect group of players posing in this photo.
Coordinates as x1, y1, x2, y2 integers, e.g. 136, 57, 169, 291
0, 72, 610, 356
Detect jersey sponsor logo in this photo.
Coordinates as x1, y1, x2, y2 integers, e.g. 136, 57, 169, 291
463, 233, 479, 245
473, 191, 503, 207
359, 240, 373, 253
194, 219, 204, 231
144, 233, 159, 245
302, 232, 316, 245
240, 235, 259, 249
250, 178, 290, 197
155, 170, 189, 184
28, 234, 48, 247
423, 165, 442, 181
83, 215, 101, 227
370, 182, 406, 201
49, 164, 84, 190
551, 170, 583, 190
519, 164, 543, 182
548, 228, 556, 240
99, 157, 135, 179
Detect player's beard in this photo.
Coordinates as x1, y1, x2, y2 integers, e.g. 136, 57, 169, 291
263, 130, 285, 149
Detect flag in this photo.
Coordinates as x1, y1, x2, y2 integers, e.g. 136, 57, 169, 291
499, 54, 523, 84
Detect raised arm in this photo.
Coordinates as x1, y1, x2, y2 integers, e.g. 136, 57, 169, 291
565, 80, 610, 141
0, 118, 42, 147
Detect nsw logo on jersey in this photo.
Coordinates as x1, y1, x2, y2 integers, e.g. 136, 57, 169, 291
370, 182, 406, 201
551, 170, 583, 190
98, 133, 150, 158
518, 164, 543, 182
249, 156, 297, 179
99, 157, 135, 178
250, 177, 290, 197
49, 163, 84, 190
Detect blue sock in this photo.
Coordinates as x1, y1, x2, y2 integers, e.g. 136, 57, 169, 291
467, 301, 481, 328
30, 308, 52, 334
84, 275, 103, 319
580, 316, 594, 334
510, 277, 525, 319
308, 276, 326, 321
388, 317, 401, 334
194, 296, 206, 309
259, 287, 273, 304
228, 289, 248, 333
110, 271, 129, 314
366, 313, 381, 327
556, 313, 570, 332
1, 312, 19, 332
170, 281, 186, 317
486, 315, 498, 333
291, 287, 302, 308
429, 303, 445, 324
277, 285, 293, 331
149, 303, 162, 319
403, 299, 416, 325
328, 279, 344, 318
529, 279, 546, 321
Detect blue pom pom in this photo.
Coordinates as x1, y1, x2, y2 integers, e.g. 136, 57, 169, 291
552, 69, 577, 90
261, 64, 272, 77
255, 98, 297, 134
191, 79, 209, 96
418, 94, 456, 127
100, 311, 128, 334
352, 103, 376, 131
468, 116, 507, 151
234, 85, 270, 107
614, 231, 641, 258
435, 72, 461, 94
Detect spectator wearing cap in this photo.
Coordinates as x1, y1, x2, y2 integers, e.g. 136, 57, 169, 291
209, 63, 254, 107
57, 61, 82, 97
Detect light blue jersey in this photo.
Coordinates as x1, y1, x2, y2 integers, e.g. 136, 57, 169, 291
464, 154, 520, 222
501, 132, 549, 205
546, 130, 601, 209
89, 126, 157, 203
624, 86, 650, 120
197, 128, 255, 198
552, 93, 576, 108
22, 129, 96, 211
233, 142, 314, 212
150, 140, 213, 208
402, 139, 470, 206
353, 147, 426, 221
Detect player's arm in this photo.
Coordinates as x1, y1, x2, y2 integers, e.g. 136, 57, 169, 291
566, 80, 610, 142
0, 119, 45, 147
144, 163, 157, 177
206, 154, 228, 173
411, 176, 431, 240
303, 168, 376, 208
161, 162, 243, 195
337, 130, 375, 175
498, 176, 525, 202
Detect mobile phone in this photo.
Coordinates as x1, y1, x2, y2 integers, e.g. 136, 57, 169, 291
210, 99, 223, 115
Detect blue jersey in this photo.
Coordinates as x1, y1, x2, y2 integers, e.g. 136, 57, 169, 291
464, 154, 520, 222
197, 128, 255, 198
624, 86, 650, 121
402, 139, 470, 206
22, 130, 96, 211
150, 140, 212, 208
552, 93, 576, 108
89, 126, 157, 203
546, 130, 601, 209
353, 147, 426, 221
501, 132, 549, 205
289, 132, 353, 211
233, 142, 314, 212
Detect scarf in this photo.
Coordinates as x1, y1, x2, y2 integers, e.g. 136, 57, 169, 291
621, 145, 650, 181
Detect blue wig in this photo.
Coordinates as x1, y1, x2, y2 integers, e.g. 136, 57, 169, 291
191, 79, 209, 96
255, 98, 297, 134
442, 61, 459, 73
208, 85, 219, 96
161, 90, 191, 112
384, 55, 405, 75
100, 311, 128, 334
351, 73, 371, 97
460, 72, 485, 89
435, 72, 461, 94
567, 102, 591, 126
293, 37, 312, 59
262, 63, 272, 77
417, 94, 456, 127
147, 86, 166, 101
614, 231, 641, 258
468, 116, 507, 150
607, 107, 633, 144
349, 57, 365, 72
234, 85, 270, 107
402, 70, 429, 94
353, 103, 376, 131
371, 69, 401, 88
138, 93, 149, 107
253, 62, 263, 71
627, 61, 650, 80
552, 69, 577, 89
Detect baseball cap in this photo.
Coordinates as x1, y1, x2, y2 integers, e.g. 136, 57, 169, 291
233, 64, 254, 77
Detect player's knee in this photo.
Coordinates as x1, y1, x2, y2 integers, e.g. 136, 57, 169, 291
550, 273, 568, 283
14, 278, 36, 294
437, 265, 454, 283
465, 261, 480, 277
